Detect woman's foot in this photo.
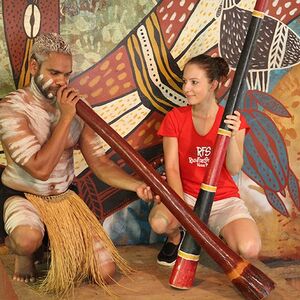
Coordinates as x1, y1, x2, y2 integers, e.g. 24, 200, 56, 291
157, 231, 184, 266
13, 255, 37, 283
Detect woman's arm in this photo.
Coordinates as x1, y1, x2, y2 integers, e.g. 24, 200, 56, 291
225, 129, 245, 175
163, 136, 185, 199
224, 111, 245, 175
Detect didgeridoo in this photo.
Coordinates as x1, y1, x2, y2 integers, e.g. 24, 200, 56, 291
76, 99, 274, 300
169, 0, 270, 294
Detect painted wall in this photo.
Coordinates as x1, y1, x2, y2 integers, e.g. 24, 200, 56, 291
0, 0, 299, 260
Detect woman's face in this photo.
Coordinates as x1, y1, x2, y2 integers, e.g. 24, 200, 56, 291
182, 63, 216, 106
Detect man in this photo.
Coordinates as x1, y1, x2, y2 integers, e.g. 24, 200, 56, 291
0, 32, 157, 294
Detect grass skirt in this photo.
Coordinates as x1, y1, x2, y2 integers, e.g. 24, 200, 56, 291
25, 190, 132, 296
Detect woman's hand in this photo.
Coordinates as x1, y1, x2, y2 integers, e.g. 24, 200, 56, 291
224, 110, 241, 137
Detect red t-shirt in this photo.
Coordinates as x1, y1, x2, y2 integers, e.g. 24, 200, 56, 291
158, 105, 249, 201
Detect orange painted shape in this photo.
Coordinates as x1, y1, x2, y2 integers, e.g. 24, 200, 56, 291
71, 46, 136, 105
127, 111, 164, 150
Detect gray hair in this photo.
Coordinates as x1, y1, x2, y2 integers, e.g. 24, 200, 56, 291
31, 32, 72, 63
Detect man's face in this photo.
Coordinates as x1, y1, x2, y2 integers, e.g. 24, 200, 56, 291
31, 52, 73, 99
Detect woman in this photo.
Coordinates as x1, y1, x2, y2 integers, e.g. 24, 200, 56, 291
149, 54, 261, 266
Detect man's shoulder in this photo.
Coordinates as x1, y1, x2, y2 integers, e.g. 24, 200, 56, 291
0, 88, 31, 108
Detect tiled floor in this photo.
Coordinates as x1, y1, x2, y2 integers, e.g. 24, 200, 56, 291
1, 245, 300, 299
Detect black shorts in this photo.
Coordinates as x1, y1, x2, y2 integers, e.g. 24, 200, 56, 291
0, 182, 25, 242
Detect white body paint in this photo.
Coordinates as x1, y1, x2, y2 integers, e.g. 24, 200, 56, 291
42, 78, 54, 91
0, 79, 86, 196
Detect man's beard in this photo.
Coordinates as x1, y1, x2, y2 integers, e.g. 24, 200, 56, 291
34, 73, 59, 100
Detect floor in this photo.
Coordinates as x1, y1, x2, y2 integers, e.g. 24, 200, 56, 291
1, 244, 300, 300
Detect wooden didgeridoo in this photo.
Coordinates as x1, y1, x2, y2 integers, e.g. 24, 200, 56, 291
169, 0, 271, 294
76, 101, 274, 300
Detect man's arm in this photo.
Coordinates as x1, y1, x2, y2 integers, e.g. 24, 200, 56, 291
22, 86, 82, 180
0, 87, 80, 181
78, 124, 156, 201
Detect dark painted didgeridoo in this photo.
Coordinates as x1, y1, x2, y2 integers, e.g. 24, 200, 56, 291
76, 99, 274, 300
169, 0, 271, 297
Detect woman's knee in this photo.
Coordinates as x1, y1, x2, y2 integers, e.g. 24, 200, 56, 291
149, 203, 180, 234
221, 218, 261, 259
149, 214, 170, 234
238, 239, 261, 259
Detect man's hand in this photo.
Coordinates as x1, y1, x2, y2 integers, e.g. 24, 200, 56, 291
56, 85, 81, 121
135, 183, 161, 203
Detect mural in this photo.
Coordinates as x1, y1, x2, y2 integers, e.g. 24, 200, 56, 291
0, 0, 300, 259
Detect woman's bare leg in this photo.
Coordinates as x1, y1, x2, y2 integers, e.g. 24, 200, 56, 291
220, 218, 261, 259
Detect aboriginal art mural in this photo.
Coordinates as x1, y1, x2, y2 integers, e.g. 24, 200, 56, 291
0, 0, 299, 259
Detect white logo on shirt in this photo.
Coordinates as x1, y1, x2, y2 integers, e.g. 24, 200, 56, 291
196, 146, 211, 157
188, 146, 211, 167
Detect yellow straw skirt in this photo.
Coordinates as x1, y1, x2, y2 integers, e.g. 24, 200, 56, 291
25, 190, 132, 296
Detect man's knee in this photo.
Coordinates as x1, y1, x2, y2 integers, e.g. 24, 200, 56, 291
10, 226, 43, 255
94, 243, 116, 283
101, 261, 116, 283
